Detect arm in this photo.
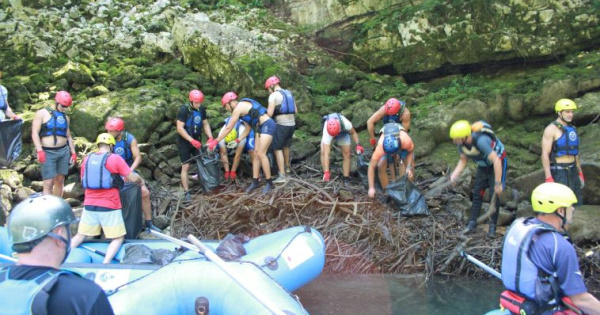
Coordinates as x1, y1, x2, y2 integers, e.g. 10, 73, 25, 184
129, 138, 142, 171
367, 151, 381, 198
215, 111, 240, 143
4, 103, 18, 119
176, 120, 194, 142
450, 154, 468, 183
404, 150, 415, 178
202, 118, 213, 140
487, 151, 504, 194
66, 117, 77, 163
569, 292, 600, 315
267, 94, 276, 117
125, 171, 144, 186
239, 121, 251, 140
31, 110, 44, 152
401, 108, 411, 132
541, 125, 555, 180
350, 128, 360, 146
367, 109, 384, 145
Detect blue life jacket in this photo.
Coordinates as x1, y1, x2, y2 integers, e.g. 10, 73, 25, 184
113, 132, 135, 167
239, 98, 267, 127
0, 268, 71, 315
275, 89, 296, 115
459, 121, 505, 167
551, 122, 579, 158
501, 218, 562, 307
39, 108, 68, 145
322, 113, 348, 136
82, 153, 124, 190
382, 101, 405, 124
0, 85, 7, 111
184, 104, 204, 138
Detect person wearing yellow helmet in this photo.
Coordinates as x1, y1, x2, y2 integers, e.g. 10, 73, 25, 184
70, 133, 144, 264
449, 120, 507, 237
541, 98, 584, 206
216, 117, 254, 182
499, 183, 600, 314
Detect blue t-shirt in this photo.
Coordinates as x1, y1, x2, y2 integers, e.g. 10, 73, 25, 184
528, 218, 587, 297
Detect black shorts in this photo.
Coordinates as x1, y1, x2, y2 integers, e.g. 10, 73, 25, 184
272, 124, 295, 150
178, 138, 200, 164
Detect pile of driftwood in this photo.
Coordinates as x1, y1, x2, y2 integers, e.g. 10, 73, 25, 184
147, 162, 600, 295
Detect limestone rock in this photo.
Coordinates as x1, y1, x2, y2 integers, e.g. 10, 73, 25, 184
12, 186, 35, 203
0, 169, 22, 189
53, 61, 95, 85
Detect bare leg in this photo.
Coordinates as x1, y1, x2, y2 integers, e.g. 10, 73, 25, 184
70, 233, 88, 250
219, 146, 229, 172
141, 184, 152, 221
275, 150, 285, 175
181, 163, 190, 191
42, 178, 54, 195
283, 147, 291, 171
103, 236, 124, 264
52, 175, 65, 197
255, 133, 273, 180
378, 158, 390, 189
341, 145, 351, 177
320, 143, 331, 173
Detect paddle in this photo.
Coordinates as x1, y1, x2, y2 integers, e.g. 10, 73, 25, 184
0, 253, 17, 263
148, 229, 287, 315
80, 245, 123, 263
460, 250, 501, 280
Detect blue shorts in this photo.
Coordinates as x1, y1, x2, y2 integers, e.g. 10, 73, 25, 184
258, 119, 276, 136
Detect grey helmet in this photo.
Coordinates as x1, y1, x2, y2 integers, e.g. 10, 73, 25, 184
8, 194, 78, 246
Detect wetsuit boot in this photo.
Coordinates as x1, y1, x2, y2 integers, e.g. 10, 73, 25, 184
245, 178, 260, 194
487, 224, 496, 238
464, 220, 477, 234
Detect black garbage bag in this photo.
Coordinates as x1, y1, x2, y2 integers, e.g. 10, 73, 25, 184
357, 153, 382, 191
0, 120, 22, 167
122, 245, 181, 265
216, 233, 250, 261
196, 149, 221, 193
120, 182, 143, 239
386, 176, 430, 216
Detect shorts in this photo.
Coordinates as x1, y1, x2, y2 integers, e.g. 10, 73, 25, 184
178, 137, 200, 164
78, 207, 126, 239
258, 119, 276, 136
41, 145, 70, 180
551, 163, 582, 205
272, 124, 295, 150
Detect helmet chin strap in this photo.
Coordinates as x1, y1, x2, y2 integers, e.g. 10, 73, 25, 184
47, 225, 72, 264
558, 112, 571, 125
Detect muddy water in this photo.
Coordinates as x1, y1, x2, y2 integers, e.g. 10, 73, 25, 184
296, 274, 504, 315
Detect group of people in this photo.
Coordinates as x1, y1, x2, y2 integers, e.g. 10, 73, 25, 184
1, 69, 598, 314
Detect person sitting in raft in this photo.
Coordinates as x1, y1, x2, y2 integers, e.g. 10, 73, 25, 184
70, 133, 144, 264
367, 123, 415, 199
320, 113, 363, 186
207, 92, 276, 194
217, 116, 255, 182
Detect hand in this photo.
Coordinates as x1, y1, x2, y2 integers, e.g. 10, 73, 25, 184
207, 139, 219, 152
37, 150, 46, 163
13, 115, 21, 120
494, 184, 503, 196
229, 171, 237, 180
190, 139, 202, 149
323, 171, 330, 182
224, 171, 231, 180
449, 174, 458, 185
70, 152, 77, 165
369, 138, 377, 147
356, 145, 364, 154
227, 139, 240, 149
545, 176, 555, 183
579, 172, 585, 189
368, 187, 376, 198
406, 167, 413, 179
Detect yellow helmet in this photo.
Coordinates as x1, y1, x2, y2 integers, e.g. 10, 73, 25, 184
96, 133, 116, 146
531, 182, 577, 213
224, 129, 238, 143
555, 99, 577, 113
449, 120, 471, 139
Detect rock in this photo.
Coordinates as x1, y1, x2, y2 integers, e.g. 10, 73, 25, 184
65, 198, 81, 207
141, 32, 175, 56
153, 168, 170, 185
153, 214, 170, 229
63, 182, 84, 200
23, 164, 42, 181
156, 144, 178, 160
12, 186, 36, 203
30, 181, 44, 192
53, 61, 95, 85
569, 205, 600, 242
1, 184, 12, 219
0, 169, 22, 189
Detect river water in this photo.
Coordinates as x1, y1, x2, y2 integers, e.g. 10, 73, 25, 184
296, 274, 504, 315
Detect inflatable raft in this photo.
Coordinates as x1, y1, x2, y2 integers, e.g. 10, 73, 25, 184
1, 226, 326, 315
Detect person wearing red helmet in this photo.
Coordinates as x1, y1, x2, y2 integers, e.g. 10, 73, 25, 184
0, 70, 21, 121
207, 92, 276, 194
541, 98, 584, 205
176, 89, 213, 201
31, 90, 77, 197
105, 117, 160, 232
320, 113, 363, 185
366, 98, 411, 182
265, 76, 297, 184
367, 123, 415, 199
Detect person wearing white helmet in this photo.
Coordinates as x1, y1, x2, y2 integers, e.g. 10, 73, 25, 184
499, 183, 600, 314
541, 98, 584, 205
31, 90, 78, 197
0, 195, 114, 314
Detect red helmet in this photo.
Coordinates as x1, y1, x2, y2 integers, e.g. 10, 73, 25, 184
189, 90, 204, 103
55, 91, 73, 107
326, 118, 342, 137
221, 92, 238, 106
384, 98, 403, 116
264, 76, 280, 90
105, 117, 125, 132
